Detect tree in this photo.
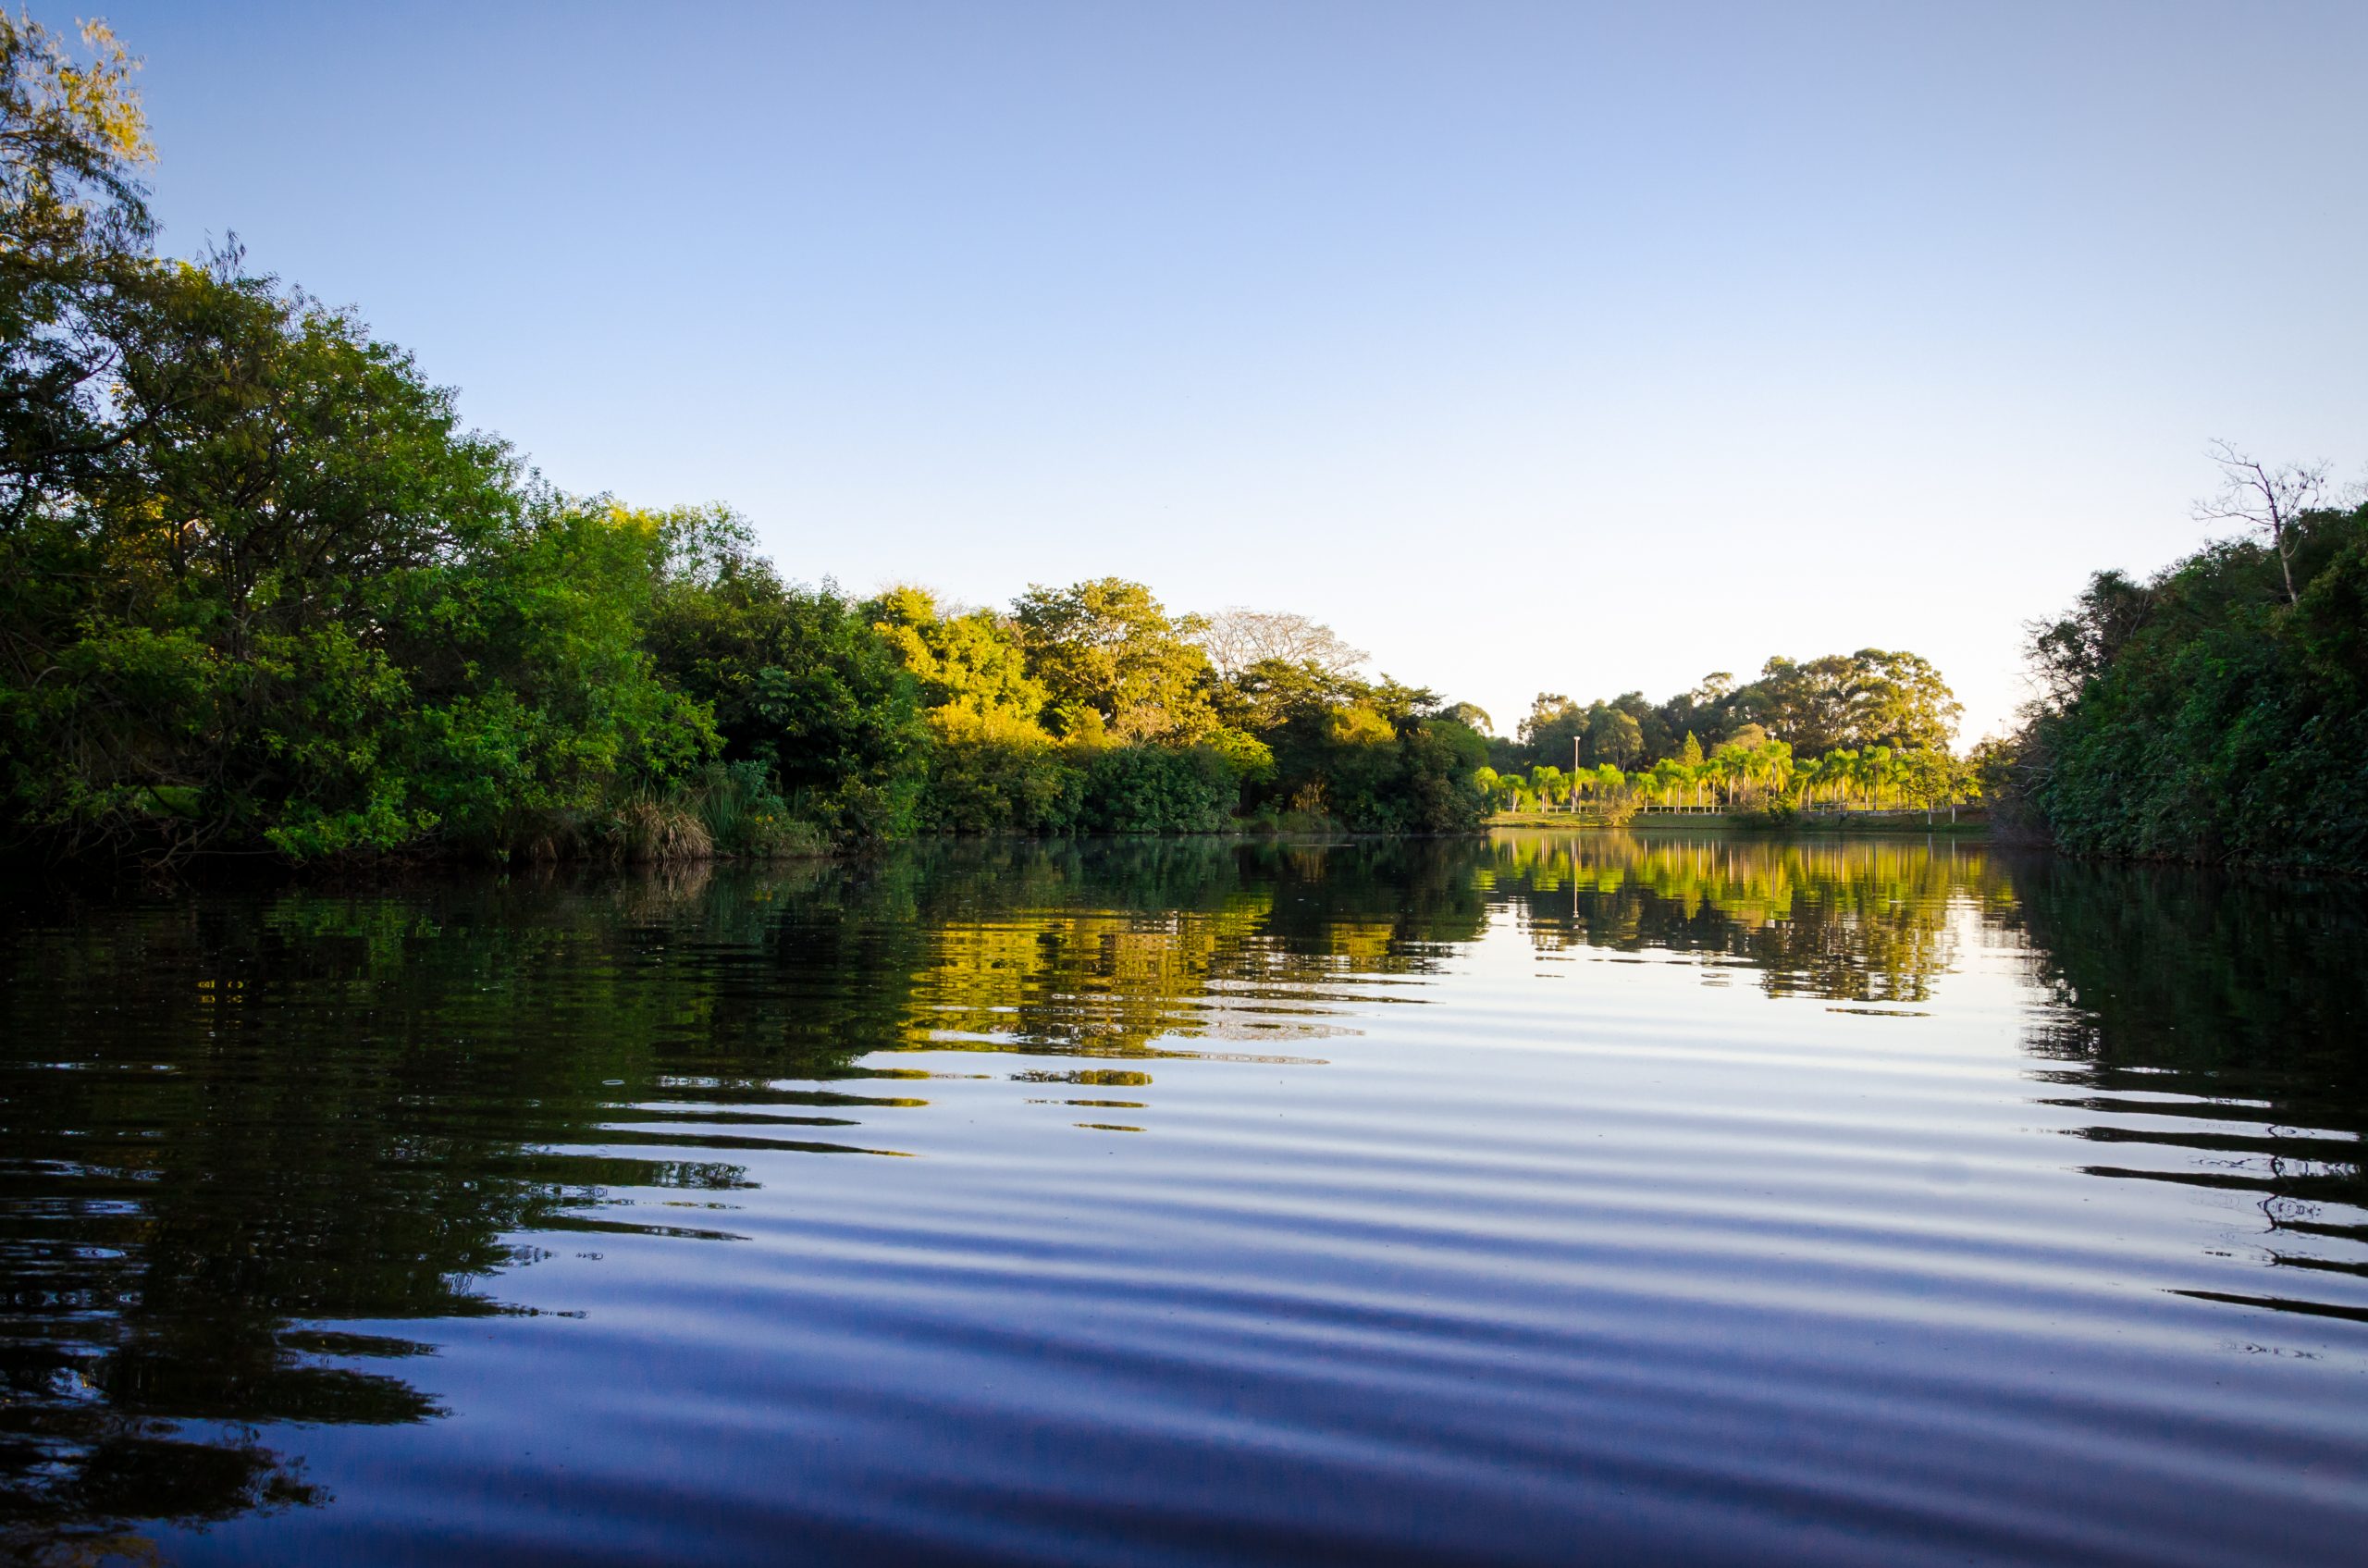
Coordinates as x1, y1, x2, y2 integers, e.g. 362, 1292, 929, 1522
1965, 735, 2016, 808
1517, 693, 1586, 768
1439, 700, 1494, 735
1706, 743, 1746, 807
1897, 747, 1963, 822
1213, 656, 1360, 735
0, 252, 719, 863
1655, 672, 1749, 754
1365, 677, 1445, 726
1747, 649, 1960, 752
1391, 717, 1490, 832
1584, 703, 1644, 768
2010, 488, 2368, 869
2196, 439, 2333, 606
1853, 747, 1896, 810
1848, 650, 1960, 750
1196, 607, 1366, 681
1645, 756, 1690, 809
2025, 570, 2152, 713
1796, 750, 1839, 810
646, 535, 924, 840
0, 14, 156, 526
869, 585, 1048, 730
1013, 577, 1215, 741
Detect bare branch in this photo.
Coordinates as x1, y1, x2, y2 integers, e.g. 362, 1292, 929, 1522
2192, 439, 2329, 604
1195, 607, 1368, 681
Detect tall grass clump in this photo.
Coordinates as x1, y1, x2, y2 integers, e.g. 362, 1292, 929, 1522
691, 761, 828, 858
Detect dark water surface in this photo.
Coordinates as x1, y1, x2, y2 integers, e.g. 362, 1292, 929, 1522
2, 833, 2363, 1566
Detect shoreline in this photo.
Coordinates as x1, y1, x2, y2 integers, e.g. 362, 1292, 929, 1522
1486, 811, 1993, 837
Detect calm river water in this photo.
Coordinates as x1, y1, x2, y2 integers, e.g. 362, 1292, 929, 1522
2, 832, 2363, 1566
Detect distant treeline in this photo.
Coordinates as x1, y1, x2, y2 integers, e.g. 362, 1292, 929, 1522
1478, 650, 1974, 821
1499, 648, 1961, 775
1480, 735, 1975, 822
1995, 450, 2368, 873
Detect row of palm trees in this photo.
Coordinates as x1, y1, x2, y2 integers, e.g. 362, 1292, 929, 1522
1480, 743, 1975, 821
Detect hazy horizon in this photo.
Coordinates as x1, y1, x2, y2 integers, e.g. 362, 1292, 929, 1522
102, 0, 2368, 743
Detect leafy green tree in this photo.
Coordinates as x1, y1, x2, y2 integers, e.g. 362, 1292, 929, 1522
1897, 747, 1964, 822
1209, 654, 1479, 831
1643, 756, 1693, 809
1965, 735, 2016, 808
1395, 718, 1490, 831
1610, 692, 1671, 761
1848, 651, 1961, 750
1747, 649, 1961, 753
0, 14, 155, 525
1212, 656, 1362, 735
1517, 693, 1585, 768
1439, 701, 1494, 735
2017, 488, 2368, 869
1364, 677, 1448, 726
1854, 747, 1895, 810
1079, 745, 1240, 833
869, 586, 1048, 729
0, 245, 712, 863
1653, 673, 1750, 755
913, 718, 1082, 833
1798, 749, 1851, 810
395, 494, 716, 855
1013, 577, 1215, 741
1584, 704, 1644, 768
646, 526, 924, 840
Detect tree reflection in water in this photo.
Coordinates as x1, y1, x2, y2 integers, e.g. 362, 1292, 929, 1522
2006, 856, 2368, 1321
0, 841, 1480, 1554
1484, 829, 2013, 1002
0, 833, 2361, 1557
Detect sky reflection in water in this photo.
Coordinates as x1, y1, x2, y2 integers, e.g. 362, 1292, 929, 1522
1, 833, 2362, 1565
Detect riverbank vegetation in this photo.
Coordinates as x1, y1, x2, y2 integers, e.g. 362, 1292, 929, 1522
0, 19, 1499, 870
1995, 448, 2368, 872
1478, 737, 1977, 823
1476, 649, 1976, 824
0, 17, 1993, 871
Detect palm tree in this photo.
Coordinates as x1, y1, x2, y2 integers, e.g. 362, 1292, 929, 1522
1646, 757, 1689, 812
1819, 749, 1857, 811
1857, 747, 1896, 811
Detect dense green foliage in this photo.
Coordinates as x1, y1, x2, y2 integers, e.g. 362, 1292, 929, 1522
2010, 499, 2368, 870
870, 586, 1485, 837
1510, 648, 1961, 775
0, 20, 1491, 868
0, 21, 710, 864
642, 512, 926, 842
1486, 651, 1973, 821
0, 238, 717, 862
1478, 736, 1976, 823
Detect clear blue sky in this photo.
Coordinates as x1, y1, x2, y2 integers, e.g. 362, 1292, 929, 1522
100, 1, 2368, 743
